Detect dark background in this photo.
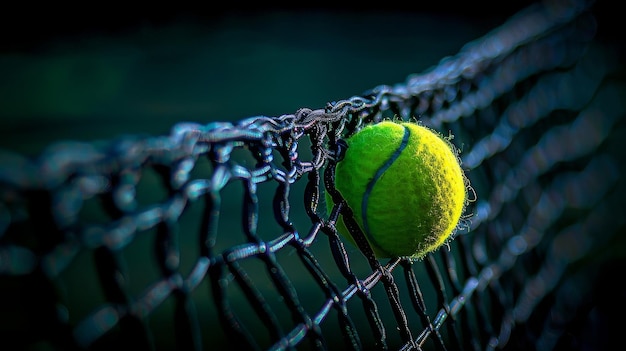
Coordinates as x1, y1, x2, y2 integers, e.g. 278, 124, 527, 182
0, 0, 569, 156
0, 0, 621, 157
0, 1, 621, 154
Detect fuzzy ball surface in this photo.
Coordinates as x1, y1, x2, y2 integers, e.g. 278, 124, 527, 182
327, 121, 468, 259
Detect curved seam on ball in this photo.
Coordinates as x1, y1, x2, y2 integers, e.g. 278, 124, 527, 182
361, 125, 411, 253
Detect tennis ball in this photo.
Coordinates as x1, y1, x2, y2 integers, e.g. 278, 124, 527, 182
326, 120, 468, 259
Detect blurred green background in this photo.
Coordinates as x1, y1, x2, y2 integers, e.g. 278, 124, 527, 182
0, 3, 531, 156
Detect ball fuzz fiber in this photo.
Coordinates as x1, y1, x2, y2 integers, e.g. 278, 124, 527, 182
327, 121, 469, 259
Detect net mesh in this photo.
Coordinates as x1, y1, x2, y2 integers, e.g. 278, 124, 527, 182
1, 0, 624, 350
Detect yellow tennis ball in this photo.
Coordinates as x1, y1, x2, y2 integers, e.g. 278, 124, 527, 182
326, 120, 468, 259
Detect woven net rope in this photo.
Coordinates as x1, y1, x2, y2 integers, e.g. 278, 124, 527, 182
1, 0, 625, 350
